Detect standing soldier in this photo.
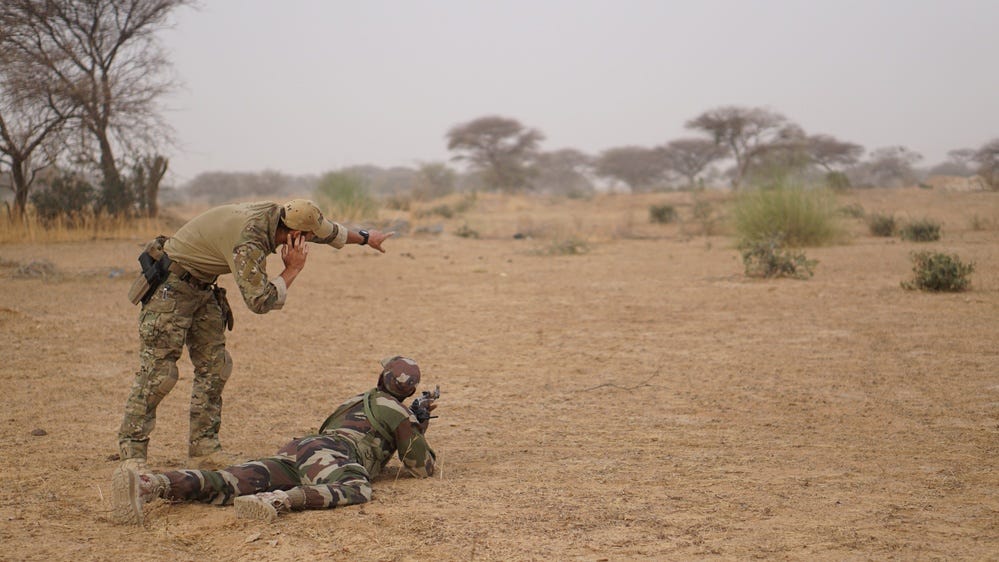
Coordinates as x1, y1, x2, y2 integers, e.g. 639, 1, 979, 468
118, 199, 393, 469
112, 356, 437, 524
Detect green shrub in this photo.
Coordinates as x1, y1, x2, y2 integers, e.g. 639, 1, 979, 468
741, 235, 817, 279
899, 218, 941, 242
901, 251, 974, 292
867, 212, 897, 237
30, 172, 96, 226
314, 171, 379, 221
732, 182, 840, 246
649, 204, 678, 224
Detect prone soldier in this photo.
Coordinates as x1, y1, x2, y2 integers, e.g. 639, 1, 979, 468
112, 356, 437, 524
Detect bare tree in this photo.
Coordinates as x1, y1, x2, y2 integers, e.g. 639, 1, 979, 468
1, 0, 191, 215
972, 139, 999, 189
593, 146, 668, 192
686, 106, 796, 189
533, 148, 594, 197
0, 24, 72, 218
131, 154, 168, 217
660, 138, 726, 189
0, 78, 68, 218
446, 115, 544, 192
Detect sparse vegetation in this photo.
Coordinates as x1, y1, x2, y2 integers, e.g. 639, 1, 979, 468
902, 251, 974, 292
968, 214, 994, 231
454, 223, 479, 238
649, 204, 678, 224
867, 212, 897, 237
740, 235, 817, 279
838, 203, 865, 218
899, 218, 941, 242
533, 236, 590, 256
732, 182, 840, 246
691, 199, 722, 235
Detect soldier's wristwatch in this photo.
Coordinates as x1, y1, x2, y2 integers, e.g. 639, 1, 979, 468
359, 230, 370, 245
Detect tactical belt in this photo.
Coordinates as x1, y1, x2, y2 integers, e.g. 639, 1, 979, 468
167, 261, 215, 291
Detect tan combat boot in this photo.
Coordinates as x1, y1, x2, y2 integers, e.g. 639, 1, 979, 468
110, 465, 169, 525
233, 491, 292, 522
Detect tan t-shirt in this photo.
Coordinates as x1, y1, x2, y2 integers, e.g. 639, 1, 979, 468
163, 202, 346, 313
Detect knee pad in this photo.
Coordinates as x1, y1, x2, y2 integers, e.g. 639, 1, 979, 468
150, 363, 179, 405
220, 350, 233, 382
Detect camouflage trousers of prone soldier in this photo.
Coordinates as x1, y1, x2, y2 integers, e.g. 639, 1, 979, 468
118, 272, 233, 460
162, 435, 373, 509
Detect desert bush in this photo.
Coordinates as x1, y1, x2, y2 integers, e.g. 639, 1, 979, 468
867, 212, 897, 237
741, 235, 817, 279
732, 182, 840, 246
899, 218, 941, 242
533, 236, 590, 256
968, 214, 994, 231
314, 171, 379, 221
649, 204, 678, 224
454, 223, 479, 238
691, 199, 721, 235
837, 203, 865, 219
901, 251, 974, 292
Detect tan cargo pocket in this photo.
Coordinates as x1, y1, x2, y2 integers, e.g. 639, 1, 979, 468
142, 293, 176, 313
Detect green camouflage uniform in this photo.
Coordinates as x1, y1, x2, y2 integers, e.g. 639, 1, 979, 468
118, 202, 347, 460
159, 389, 435, 509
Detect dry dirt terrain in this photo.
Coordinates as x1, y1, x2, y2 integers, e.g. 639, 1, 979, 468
1, 188, 997, 561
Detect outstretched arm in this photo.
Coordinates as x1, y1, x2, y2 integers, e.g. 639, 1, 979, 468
346, 229, 394, 253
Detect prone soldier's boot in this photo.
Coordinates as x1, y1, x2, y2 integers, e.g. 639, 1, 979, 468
110, 465, 169, 525
233, 490, 293, 522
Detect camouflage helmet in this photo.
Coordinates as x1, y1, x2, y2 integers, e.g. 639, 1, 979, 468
379, 356, 421, 399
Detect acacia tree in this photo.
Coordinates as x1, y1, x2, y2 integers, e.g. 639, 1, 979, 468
972, 138, 999, 189
446, 116, 544, 192
593, 146, 667, 192
533, 148, 594, 197
660, 138, 726, 189
802, 134, 864, 173
686, 106, 797, 189
1, 0, 190, 215
855, 146, 923, 188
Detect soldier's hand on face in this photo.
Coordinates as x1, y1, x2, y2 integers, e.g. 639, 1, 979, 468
366, 230, 395, 253
282, 232, 309, 272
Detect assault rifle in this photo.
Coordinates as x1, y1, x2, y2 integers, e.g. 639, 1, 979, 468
410, 385, 440, 424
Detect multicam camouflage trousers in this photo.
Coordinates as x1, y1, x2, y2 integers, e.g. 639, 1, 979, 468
118, 272, 233, 460
162, 435, 373, 509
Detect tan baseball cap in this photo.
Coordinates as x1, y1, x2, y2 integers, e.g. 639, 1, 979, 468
282, 199, 335, 238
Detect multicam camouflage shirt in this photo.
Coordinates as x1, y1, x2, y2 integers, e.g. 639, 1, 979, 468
318, 389, 436, 479
163, 202, 347, 313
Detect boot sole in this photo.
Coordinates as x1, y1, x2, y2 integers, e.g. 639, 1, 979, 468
111, 466, 143, 525
233, 496, 277, 522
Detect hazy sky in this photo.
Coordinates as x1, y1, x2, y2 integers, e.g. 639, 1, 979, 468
159, 0, 999, 183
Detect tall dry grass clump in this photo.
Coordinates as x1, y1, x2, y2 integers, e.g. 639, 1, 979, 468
0, 208, 170, 243
732, 181, 842, 246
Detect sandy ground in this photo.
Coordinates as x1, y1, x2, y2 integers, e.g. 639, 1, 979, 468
0, 188, 997, 561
